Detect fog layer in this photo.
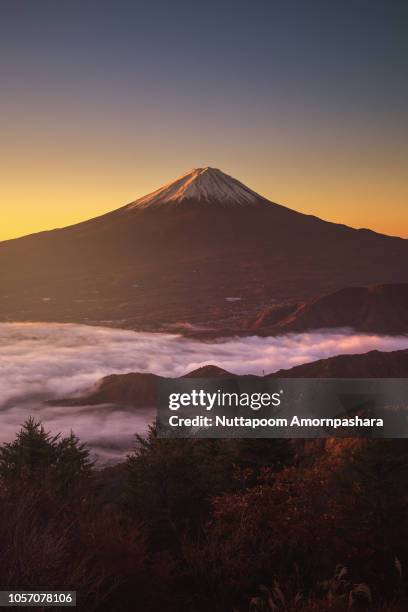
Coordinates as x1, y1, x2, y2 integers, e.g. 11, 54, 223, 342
1, 322, 407, 461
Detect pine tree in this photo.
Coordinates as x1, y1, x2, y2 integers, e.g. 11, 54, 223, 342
56, 431, 93, 488
0, 418, 92, 487
0, 417, 59, 480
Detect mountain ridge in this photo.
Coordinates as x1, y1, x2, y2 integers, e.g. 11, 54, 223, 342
49, 348, 408, 408
253, 283, 408, 336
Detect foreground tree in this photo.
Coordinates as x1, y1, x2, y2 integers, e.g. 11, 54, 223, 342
0, 417, 92, 488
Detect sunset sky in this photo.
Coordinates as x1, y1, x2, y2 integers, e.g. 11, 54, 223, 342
1, 0, 407, 240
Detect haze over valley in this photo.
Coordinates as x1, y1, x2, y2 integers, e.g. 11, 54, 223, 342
0, 169, 407, 459
1, 321, 408, 460
2, 4, 408, 608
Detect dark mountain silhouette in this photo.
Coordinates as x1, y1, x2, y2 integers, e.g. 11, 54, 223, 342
253, 283, 408, 335
181, 365, 233, 378
50, 364, 234, 407
50, 350, 408, 408
56, 372, 162, 407
270, 348, 408, 378
1, 167, 408, 332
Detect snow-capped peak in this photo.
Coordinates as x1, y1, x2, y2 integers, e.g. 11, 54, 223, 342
128, 167, 266, 209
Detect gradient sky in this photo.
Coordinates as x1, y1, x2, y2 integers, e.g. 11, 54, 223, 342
1, 0, 407, 240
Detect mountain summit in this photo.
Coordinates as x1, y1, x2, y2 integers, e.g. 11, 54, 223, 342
0, 165, 407, 334
128, 167, 266, 209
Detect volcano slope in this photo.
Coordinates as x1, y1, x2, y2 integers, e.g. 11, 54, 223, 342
1, 167, 407, 333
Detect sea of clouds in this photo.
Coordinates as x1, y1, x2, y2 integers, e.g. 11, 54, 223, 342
1, 322, 407, 461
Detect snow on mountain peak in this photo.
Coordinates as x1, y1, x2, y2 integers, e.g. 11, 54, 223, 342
128, 167, 266, 209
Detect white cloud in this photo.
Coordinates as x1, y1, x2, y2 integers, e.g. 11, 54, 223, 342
0, 322, 407, 462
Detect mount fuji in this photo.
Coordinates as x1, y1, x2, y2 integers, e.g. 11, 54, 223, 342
1, 167, 407, 334
127, 167, 269, 208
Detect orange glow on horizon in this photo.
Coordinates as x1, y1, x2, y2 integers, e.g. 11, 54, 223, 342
2, 159, 407, 241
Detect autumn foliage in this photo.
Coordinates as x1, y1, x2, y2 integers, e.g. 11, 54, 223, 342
0, 422, 407, 611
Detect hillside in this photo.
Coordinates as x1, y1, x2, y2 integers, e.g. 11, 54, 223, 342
50, 350, 408, 407
270, 348, 408, 378
253, 283, 408, 335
